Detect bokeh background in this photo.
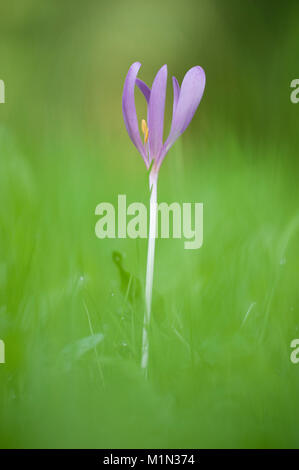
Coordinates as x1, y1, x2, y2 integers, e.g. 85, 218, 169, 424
0, 0, 299, 448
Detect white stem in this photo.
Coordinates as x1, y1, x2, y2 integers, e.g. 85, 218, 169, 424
141, 170, 158, 373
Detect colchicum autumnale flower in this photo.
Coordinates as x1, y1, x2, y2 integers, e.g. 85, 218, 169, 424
122, 62, 206, 374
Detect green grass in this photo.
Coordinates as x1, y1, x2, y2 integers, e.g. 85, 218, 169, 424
0, 124, 299, 448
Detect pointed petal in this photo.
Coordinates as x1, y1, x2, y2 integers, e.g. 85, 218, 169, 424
136, 78, 151, 103
172, 76, 180, 119
122, 62, 148, 166
148, 64, 167, 160
166, 66, 205, 150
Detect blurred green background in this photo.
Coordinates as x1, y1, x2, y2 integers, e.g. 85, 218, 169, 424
1, 0, 299, 448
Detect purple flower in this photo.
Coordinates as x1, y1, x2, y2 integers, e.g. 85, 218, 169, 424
122, 62, 206, 373
122, 62, 206, 172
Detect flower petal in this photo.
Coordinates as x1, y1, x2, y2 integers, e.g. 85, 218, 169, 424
148, 64, 167, 161
163, 66, 206, 155
122, 62, 148, 167
172, 76, 180, 119
136, 79, 151, 103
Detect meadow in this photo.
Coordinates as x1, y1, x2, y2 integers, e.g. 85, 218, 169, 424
1, 123, 299, 447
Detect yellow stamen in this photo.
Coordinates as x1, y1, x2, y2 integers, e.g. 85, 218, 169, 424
141, 119, 149, 144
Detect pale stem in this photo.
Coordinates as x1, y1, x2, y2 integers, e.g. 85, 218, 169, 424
141, 170, 158, 373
